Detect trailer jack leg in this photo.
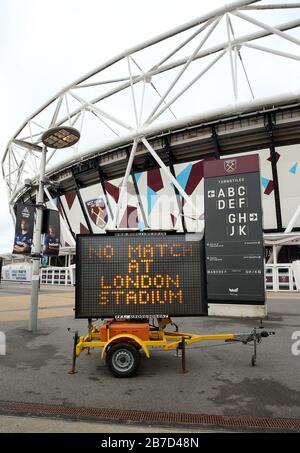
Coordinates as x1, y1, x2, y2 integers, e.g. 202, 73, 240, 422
181, 336, 187, 374
251, 328, 258, 367
69, 330, 79, 375
86, 319, 92, 355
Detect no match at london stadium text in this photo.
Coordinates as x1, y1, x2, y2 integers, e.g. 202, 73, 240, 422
75, 233, 207, 318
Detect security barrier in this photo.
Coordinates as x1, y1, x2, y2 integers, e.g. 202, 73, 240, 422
37, 264, 298, 292
40, 267, 72, 286
265, 264, 297, 292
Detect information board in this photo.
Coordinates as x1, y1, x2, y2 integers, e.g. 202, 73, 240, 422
204, 155, 265, 304
75, 233, 207, 318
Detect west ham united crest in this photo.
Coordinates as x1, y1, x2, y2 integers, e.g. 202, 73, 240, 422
86, 198, 108, 229
224, 159, 237, 174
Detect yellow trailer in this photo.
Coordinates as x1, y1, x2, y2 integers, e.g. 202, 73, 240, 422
69, 318, 275, 378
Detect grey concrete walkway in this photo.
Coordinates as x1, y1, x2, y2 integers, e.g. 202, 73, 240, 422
0, 283, 299, 433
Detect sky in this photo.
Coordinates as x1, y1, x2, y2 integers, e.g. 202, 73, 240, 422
0, 0, 299, 254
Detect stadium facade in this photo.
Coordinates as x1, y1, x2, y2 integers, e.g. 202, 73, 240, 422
2, 0, 300, 313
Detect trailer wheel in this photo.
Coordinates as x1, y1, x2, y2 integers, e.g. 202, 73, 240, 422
106, 342, 141, 378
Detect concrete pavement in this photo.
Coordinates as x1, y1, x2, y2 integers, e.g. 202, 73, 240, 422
0, 282, 299, 432
0, 282, 74, 321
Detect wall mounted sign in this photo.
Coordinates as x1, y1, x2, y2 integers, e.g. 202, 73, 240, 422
204, 155, 265, 304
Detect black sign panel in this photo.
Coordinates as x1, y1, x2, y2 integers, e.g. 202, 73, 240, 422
204, 155, 265, 304
75, 233, 207, 318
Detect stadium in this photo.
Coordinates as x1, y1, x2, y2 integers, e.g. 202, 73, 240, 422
2, 0, 300, 305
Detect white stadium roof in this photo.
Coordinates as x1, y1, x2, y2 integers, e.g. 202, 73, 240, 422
2, 0, 300, 216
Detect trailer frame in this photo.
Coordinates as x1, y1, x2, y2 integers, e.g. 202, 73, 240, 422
69, 318, 275, 377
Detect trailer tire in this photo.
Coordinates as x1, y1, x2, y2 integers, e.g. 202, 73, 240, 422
106, 342, 141, 378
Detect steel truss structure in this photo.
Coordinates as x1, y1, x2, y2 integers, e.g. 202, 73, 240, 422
2, 0, 300, 249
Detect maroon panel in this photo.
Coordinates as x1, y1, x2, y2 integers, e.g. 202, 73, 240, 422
265, 180, 274, 195
119, 205, 138, 228
104, 181, 120, 203
182, 157, 214, 201
204, 154, 259, 178
65, 191, 77, 210
267, 152, 280, 164
147, 168, 163, 192
185, 160, 204, 196
80, 223, 90, 234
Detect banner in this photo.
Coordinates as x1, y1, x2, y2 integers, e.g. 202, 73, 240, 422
204, 155, 265, 304
42, 209, 60, 256
13, 204, 35, 255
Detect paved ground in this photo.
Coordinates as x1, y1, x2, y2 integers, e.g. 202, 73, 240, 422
0, 282, 73, 321
0, 282, 299, 432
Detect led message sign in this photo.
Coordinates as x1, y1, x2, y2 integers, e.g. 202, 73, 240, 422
75, 233, 207, 318
204, 155, 265, 304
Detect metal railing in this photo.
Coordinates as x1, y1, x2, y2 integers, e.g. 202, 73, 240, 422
265, 264, 298, 292
40, 267, 72, 286
38, 264, 299, 292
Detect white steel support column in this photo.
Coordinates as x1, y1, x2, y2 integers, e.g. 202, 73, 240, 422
138, 79, 146, 127
243, 42, 300, 62
141, 137, 204, 222
148, 50, 226, 125
127, 56, 139, 128
273, 244, 277, 265
149, 20, 211, 71
111, 139, 138, 229
44, 186, 76, 247
285, 203, 300, 233
268, 202, 300, 263
234, 45, 238, 98
226, 14, 238, 101
69, 91, 133, 132
145, 17, 221, 125
233, 10, 300, 47
242, 3, 300, 10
